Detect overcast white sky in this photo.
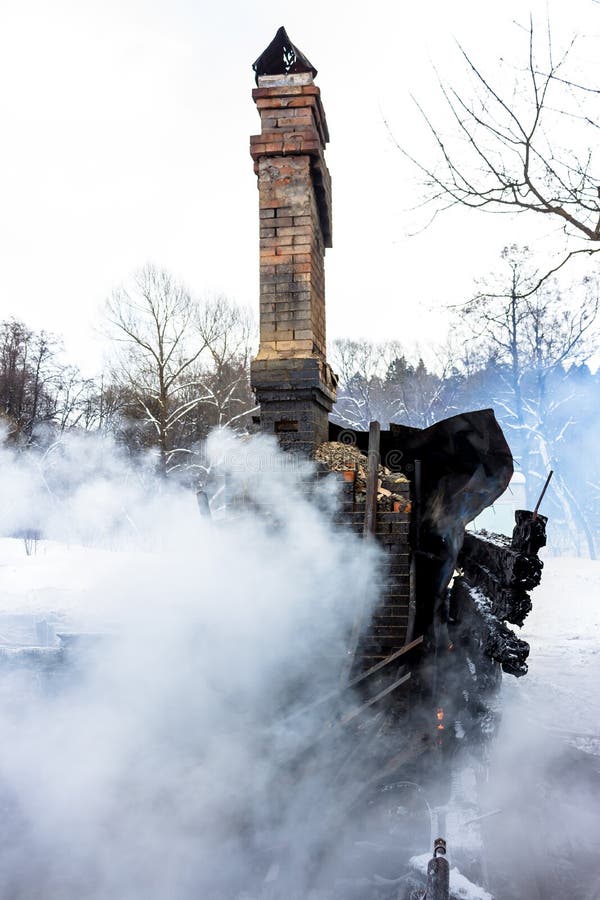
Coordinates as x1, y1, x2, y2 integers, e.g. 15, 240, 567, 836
0, 0, 598, 373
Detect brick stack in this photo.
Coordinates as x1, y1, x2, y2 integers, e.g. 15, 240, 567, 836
249, 70, 337, 454
366, 507, 412, 668
335, 474, 413, 673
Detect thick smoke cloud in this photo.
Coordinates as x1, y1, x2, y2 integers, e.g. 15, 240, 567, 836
0, 430, 383, 899
1, 429, 599, 899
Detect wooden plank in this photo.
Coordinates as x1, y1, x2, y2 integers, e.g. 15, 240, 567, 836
405, 556, 417, 644
347, 635, 423, 689
283, 636, 423, 726
340, 673, 412, 725
342, 420, 380, 684
363, 420, 380, 537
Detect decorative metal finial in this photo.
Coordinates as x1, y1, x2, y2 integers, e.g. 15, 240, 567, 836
252, 26, 317, 84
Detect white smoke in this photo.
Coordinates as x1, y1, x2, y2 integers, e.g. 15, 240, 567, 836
0, 429, 384, 899
3, 430, 598, 899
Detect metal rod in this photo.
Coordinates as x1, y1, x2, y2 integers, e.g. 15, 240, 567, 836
463, 808, 502, 827
533, 469, 553, 518
414, 458, 422, 549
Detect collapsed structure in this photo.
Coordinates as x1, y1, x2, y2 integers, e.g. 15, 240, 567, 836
247, 34, 549, 894
249, 27, 546, 708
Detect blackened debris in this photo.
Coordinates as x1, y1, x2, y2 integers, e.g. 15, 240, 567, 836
451, 512, 547, 678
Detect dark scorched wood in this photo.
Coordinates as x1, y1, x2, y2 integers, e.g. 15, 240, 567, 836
451, 511, 547, 677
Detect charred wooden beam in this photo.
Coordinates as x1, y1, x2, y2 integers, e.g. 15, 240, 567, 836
485, 614, 530, 678
512, 509, 548, 556
451, 577, 530, 677
456, 513, 547, 642
458, 559, 533, 627
459, 531, 543, 591
363, 420, 380, 537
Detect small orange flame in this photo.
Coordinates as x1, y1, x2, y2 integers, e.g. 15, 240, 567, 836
436, 707, 445, 731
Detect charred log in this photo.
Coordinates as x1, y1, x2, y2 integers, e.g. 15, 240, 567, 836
512, 510, 548, 556
450, 513, 546, 676
454, 560, 532, 626
460, 531, 543, 591
485, 615, 530, 677
456, 534, 536, 627
451, 578, 530, 677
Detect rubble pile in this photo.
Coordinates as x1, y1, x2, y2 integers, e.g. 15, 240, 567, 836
315, 442, 410, 511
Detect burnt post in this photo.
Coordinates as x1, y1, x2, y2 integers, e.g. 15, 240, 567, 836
363, 421, 381, 536
249, 28, 337, 454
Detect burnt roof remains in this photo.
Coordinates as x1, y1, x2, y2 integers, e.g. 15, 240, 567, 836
252, 26, 318, 84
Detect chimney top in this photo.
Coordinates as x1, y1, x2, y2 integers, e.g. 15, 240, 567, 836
252, 26, 318, 85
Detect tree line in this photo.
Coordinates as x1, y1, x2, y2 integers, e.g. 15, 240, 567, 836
2, 253, 599, 556
332, 246, 600, 558
0, 265, 257, 479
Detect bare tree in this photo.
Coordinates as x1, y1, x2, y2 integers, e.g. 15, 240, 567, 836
167, 298, 258, 474
0, 320, 72, 441
396, 20, 600, 283
50, 367, 100, 433
330, 338, 458, 430
105, 267, 257, 475
106, 265, 213, 473
196, 297, 257, 428
458, 245, 599, 555
331, 339, 403, 430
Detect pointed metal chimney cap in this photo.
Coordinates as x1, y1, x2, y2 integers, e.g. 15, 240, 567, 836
252, 26, 318, 85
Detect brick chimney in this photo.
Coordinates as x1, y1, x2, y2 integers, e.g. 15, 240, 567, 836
250, 27, 338, 454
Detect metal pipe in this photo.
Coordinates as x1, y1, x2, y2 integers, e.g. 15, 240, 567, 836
414, 458, 422, 549
195, 490, 211, 517
426, 838, 449, 900
532, 469, 553, 519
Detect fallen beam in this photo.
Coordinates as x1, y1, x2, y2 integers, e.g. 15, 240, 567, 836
347, 635, 423, 689
458, 559, 532, 626
452, 577, 530, 677
460, 531, 542, 591
340, 672, 411, 725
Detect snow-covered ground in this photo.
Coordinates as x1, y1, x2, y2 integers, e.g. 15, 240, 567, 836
0, 538, 144, 645
0, 538, 116, 617
3, 539, 598, 721
505, 554, 600, 752
479, 554, 600, 900
1, 538, 599, 899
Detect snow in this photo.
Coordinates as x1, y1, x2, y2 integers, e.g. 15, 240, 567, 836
0, 538, 149, 646
2, 539, 599, 736
0, 538, 116, 616
2, 538, 599, 750
508, 554, 600, 747
1, 538, 599, 897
